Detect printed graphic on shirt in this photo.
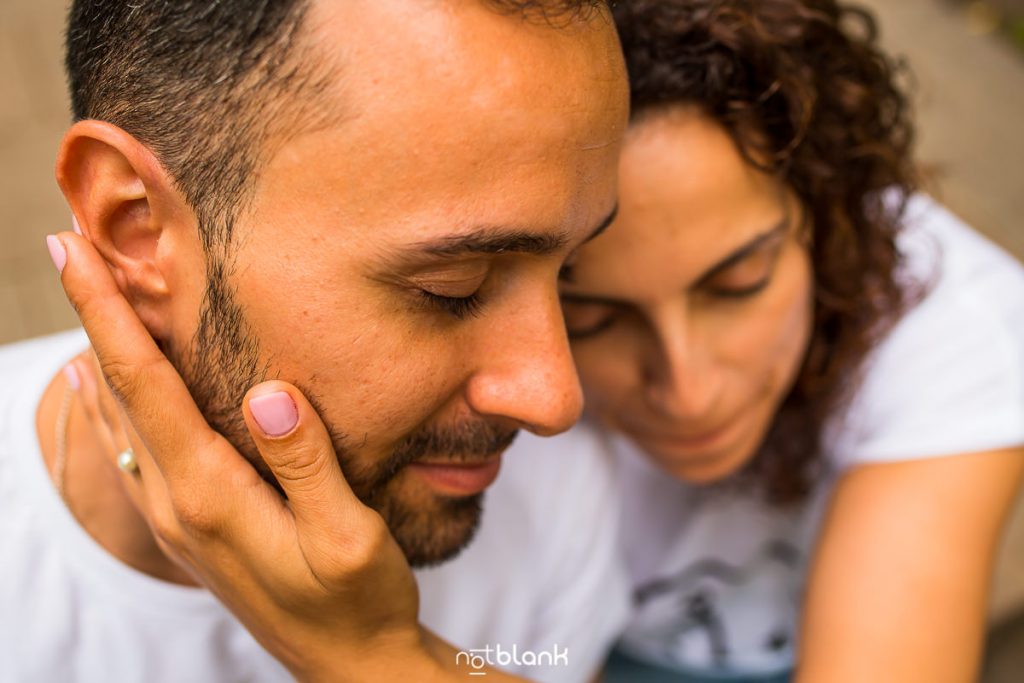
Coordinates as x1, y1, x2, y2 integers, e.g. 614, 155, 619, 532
624, 539, 802, 673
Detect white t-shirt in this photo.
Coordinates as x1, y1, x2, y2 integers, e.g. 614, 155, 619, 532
612, 195, 1024, 676
0, 330, 630, 683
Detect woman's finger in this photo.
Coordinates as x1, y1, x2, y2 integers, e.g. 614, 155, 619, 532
48, 232, 218, 480
47, 234, 384, 599
77, 355, 156, 480
68, 355, 207, 578
241, 382, 371, 557
50, 232, 259, 549
68, 355, 123, 469
69, 354, 173, 519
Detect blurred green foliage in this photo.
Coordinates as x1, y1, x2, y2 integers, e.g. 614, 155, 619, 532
949, 0, 1024, 54
1013, 19, 1024, 49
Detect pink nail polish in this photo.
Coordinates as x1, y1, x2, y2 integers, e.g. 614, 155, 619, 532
64, 364, 81, 391
46, 235, 67, 273
72, 216, 82, 235
250, 392, 299, 437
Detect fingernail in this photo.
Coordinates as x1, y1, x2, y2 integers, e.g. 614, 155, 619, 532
63, 364, 81, 391
72, 216, 82, 235
46, 235, 67, 273
250, 392, 299, 437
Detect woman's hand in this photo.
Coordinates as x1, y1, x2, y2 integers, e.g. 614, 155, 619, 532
50, 230, 443, 682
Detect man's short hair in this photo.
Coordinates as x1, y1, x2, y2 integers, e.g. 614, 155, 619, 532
65, 0, 607, 251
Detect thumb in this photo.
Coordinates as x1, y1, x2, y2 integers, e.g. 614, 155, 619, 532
242, 382, 366, 537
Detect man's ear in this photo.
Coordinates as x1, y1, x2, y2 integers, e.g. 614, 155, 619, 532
56, 121, 191, 341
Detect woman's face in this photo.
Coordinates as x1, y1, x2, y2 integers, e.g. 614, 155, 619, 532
561, 108, 815, 483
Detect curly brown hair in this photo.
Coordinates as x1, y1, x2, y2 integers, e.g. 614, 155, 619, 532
613, 0, 921, 504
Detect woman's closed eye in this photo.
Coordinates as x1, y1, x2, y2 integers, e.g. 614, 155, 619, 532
560, 226, 789, 337
561, 298, 619, 339
699, 239, 784, 299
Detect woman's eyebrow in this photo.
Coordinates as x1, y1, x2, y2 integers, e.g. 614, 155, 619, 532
558, 213, 792, 304
692, 215, 790, 287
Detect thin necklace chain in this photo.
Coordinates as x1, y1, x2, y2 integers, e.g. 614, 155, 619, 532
52, 384, 74, 503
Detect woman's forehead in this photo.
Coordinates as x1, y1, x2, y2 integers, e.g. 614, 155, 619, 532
583, 122, 786, 258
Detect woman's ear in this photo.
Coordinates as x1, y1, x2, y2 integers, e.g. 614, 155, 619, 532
56, 121, 190, 341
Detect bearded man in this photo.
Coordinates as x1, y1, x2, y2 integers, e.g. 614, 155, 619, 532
0, 1, 630, 681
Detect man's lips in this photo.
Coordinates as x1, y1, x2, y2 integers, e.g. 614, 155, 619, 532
407, 456, 503, 497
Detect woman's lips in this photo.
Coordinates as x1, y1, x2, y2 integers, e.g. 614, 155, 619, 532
629, 418, 738, 455
408, 457, 503, 497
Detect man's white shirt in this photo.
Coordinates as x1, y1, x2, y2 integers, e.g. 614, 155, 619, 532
0, 329, 630, 683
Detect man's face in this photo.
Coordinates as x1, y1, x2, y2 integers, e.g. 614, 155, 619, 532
161, 0, 628, 566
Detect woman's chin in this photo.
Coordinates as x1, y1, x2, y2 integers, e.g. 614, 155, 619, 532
650, 446, 753, 484
630, 422, 762, 485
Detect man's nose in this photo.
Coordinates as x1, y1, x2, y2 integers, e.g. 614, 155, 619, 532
465, 295, 584, 437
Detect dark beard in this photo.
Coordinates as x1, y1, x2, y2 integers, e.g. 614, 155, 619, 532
165, 252, 516, 567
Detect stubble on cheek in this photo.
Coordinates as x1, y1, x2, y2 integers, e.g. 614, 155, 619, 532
168, 252, 502, 566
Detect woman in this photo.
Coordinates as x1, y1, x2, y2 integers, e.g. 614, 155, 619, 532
51, 1, 1024, 681
573, 2, 1024, 681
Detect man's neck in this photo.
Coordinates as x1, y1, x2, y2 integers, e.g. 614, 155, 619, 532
35, 362, 199, 587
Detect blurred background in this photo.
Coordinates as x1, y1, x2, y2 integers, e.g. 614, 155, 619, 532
1, 0, 1023, 679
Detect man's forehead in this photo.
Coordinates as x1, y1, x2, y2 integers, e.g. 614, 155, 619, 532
303, 0, 626, 147
248, 0, 625, 262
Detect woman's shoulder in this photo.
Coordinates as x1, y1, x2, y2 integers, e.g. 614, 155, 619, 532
894, 193, 1023, 306
890, 193, 1024, 363
827, 194, 1024, 469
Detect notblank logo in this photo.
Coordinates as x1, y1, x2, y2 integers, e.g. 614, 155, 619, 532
455, 643, 569, 677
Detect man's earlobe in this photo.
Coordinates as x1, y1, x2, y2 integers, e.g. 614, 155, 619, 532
56, 121, 182, 339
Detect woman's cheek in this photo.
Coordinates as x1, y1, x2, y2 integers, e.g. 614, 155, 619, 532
765, 249, 815, 389
575, 342, 637, 418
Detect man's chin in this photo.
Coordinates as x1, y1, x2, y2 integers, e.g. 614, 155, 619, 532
380, 489, 486, 569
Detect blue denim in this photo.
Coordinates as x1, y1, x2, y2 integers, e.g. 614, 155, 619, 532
604, 648, 793, 683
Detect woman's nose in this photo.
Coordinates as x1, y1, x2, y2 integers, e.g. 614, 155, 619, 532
643, 311, 722, 420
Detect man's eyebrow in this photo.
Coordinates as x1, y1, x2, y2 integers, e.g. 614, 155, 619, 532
412, 230, 569, 258
408, 204, 620, 259
693, 215, 790, 287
